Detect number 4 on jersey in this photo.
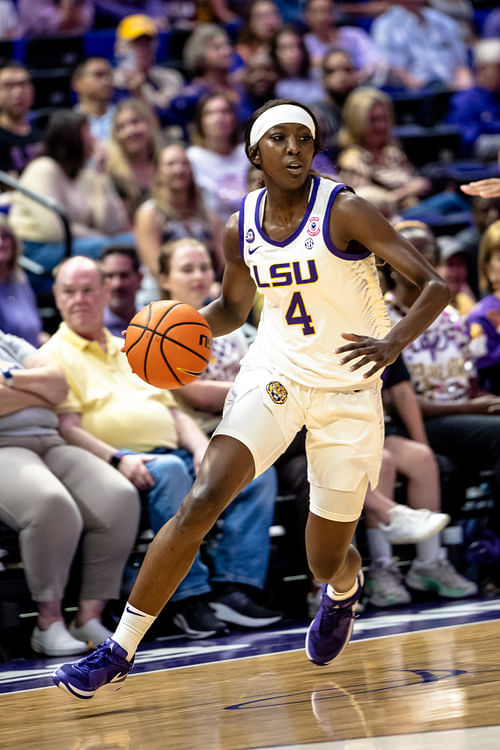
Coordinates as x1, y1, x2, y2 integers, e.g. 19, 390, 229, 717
285, 291, 316, 335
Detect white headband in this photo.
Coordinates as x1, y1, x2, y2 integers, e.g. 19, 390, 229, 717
249, 104, 316, 148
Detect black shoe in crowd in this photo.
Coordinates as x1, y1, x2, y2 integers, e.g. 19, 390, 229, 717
209, 585, 283, 628
172, 596, 228, 639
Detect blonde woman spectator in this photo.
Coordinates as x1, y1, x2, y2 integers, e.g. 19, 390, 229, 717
466, 221, 500, 395
107, 98, 163, 224
135, 142, 220, 304
337, 87, 431, 211
9, 110, 131, 295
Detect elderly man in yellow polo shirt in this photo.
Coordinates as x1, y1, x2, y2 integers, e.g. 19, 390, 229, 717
42, 256, 281, 640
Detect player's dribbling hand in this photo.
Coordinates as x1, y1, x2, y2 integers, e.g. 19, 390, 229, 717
119, 453, 155, 490
335, 333, 399, 378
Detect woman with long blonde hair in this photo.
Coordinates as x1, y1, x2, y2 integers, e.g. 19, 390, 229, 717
107, 98, 163, 224
337, 87, 430, 210
466, 220, 500, 394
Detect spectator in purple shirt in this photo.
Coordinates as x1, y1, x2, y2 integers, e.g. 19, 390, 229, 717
18, 0, 94, 37
447, 39, 500, 159
466, 220, 500, 395
0, 215, 45, 347
483, 9, 500, 39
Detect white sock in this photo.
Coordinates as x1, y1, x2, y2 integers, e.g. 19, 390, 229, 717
366, 528, 393, 568
327, 579, 358, 601
416, 534, 441, 564
113, 602, 157, 660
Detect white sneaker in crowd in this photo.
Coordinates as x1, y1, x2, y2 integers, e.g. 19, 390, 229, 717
365, 561, 412, 608
379, 505, 450, 545
31, 621, 90, 657
69, 618, 114, 647
406, 556, 478, 598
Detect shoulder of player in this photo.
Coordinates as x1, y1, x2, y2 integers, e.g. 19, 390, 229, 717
326, 187, 381, 247
328, 187, 366, 223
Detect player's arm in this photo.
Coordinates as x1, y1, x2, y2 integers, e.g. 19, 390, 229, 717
200, 212, 256, 338
330, 192, 450, 376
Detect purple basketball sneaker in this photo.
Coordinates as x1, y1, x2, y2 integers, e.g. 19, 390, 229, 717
305, 572, 363, 666
52, 638, 133, 700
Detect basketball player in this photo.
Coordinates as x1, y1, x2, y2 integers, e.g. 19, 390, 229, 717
53, 99, 450, 699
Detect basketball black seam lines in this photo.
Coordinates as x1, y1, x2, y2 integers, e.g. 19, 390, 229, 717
126, 304, 211, 385
128, 322, 212, 366
126, 302, 184, 385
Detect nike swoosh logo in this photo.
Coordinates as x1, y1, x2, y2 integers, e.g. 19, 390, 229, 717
177, 368, 206, 376
126, 606, 146, 617
248, 245, 263, 255
110, 672, 127, 682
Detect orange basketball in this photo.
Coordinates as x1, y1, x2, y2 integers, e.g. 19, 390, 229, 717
124, 300, 213, 389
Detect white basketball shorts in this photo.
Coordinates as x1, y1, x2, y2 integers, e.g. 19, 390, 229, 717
213, 366, 384, 522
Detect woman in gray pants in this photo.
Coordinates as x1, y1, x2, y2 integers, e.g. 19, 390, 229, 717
0, 330, 140, 656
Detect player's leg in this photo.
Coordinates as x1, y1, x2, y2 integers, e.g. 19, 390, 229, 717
51, 435, 259, 699
127, 434, 255, 615
304, 483, 366, 667
52, 368, 302, 699
304, 385, 383, 666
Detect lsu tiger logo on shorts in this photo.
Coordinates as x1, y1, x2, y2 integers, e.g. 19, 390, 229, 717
266, 381, 288, 404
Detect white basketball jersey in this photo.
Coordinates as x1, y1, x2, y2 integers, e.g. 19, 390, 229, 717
239, 175, 390, 389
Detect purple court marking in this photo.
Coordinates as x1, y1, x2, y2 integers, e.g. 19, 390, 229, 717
1, 598, 499, 695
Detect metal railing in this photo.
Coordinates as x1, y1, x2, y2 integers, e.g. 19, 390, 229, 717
0, 169, 72, 274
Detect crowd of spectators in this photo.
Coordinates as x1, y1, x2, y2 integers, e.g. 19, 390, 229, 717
1, 0, 500, 655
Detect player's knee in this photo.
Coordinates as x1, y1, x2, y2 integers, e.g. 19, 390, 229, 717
307, 549, 346, 583
175, 480, 224, 540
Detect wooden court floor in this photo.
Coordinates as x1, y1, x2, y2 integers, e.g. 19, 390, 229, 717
1, 606, 499, 750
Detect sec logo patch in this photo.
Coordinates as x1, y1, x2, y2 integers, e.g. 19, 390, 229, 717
266, 381, 288, 404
